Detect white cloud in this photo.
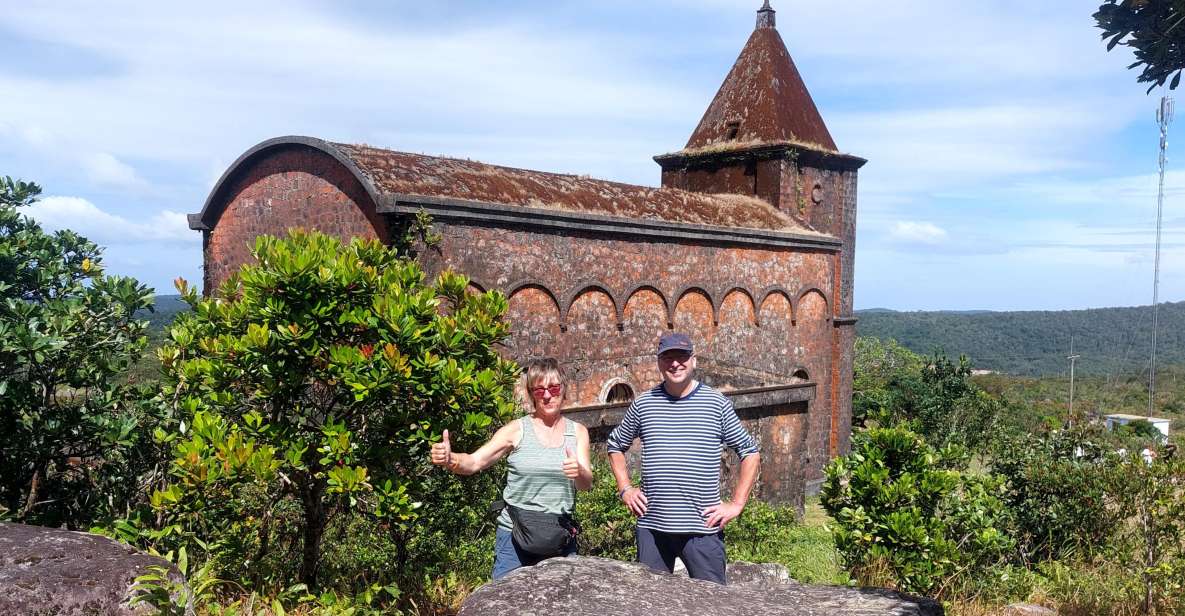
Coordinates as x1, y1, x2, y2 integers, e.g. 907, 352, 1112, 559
81, 152, 145, 188
27, 196, 197, 245
888, 221, 948, 245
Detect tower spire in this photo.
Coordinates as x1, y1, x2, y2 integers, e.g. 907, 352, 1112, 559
757, 0, 776, 29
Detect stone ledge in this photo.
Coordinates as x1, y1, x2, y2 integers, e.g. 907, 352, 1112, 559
460, 556, 942, 616
562, 381, 814, 429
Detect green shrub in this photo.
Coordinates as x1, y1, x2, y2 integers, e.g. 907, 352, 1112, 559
136, 229, 519, 597
854, 340, 1003, 454
574, 460, 638, 561
1104, 449, 1185, 615
822, 425, 1013, 597
989, 427, 1119, 563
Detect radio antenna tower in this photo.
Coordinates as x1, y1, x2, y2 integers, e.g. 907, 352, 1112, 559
1149, 96, 1172, 418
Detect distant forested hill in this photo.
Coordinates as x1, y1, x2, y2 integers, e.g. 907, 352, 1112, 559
856, 301, 1185, 377
138, 295, 189, 343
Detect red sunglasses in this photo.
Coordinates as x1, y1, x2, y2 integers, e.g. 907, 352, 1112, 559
530, 384, 563, 399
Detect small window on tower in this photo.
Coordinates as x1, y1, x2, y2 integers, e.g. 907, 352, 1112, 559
725, 121, 741, 140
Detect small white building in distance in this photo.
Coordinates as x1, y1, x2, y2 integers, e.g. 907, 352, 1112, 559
1104, 413, 1172, 439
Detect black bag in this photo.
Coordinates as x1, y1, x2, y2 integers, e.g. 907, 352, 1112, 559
499, 501, 579, 557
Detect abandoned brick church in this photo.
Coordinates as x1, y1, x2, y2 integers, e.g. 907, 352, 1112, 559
188, 2, 865, 507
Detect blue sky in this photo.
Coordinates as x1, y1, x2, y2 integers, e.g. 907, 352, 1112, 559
2, 0, 1182, 311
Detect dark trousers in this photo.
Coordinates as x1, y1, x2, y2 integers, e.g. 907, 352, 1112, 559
635, 526, 727, 584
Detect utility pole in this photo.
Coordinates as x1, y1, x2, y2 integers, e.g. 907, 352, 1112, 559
1068, 336, 1079, 422
1150, 96, 1173, 418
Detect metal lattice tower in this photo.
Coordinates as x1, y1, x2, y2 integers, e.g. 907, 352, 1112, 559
1150, 96, 1173, 418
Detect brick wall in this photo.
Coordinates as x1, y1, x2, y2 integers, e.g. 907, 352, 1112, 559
419, 221, 838, 483
201, 146, 388, 291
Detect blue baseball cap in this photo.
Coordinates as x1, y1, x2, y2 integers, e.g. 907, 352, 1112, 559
656, 332, 693, 356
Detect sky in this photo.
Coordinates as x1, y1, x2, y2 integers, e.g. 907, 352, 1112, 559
2, 0, 1183, 311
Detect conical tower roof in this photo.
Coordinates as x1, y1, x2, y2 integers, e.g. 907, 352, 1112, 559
685, 2, 836, 151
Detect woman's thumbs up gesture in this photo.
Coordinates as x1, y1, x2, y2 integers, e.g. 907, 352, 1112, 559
431, 429, 453, 469
562, 447, 581, 480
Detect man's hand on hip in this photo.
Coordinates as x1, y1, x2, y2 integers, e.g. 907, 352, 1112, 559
703, 501, 744, 528
621, 487, 648, 517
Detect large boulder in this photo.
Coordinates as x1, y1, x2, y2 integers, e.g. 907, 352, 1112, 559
460, 556, 942, 616
0, 522, 181, 615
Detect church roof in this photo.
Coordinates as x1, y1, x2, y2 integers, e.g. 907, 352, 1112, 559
684, 2, 836, 152
329, 141, 826, 235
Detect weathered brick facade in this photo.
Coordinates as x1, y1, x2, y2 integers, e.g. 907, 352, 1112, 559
188, 3, 864, 509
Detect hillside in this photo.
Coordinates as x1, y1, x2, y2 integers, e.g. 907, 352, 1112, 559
856, 301, 1185, 376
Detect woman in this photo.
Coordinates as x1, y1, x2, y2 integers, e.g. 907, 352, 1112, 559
430, 357, 593, 579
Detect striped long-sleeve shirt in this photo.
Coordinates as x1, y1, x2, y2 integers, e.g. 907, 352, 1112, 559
606, 382, 759, 534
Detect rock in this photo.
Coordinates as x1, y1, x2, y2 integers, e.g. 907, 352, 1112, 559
1002, 603, 1056, 616
460, 556, 943, 616
0, 522, 183, 615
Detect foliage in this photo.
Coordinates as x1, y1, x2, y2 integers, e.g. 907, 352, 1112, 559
573, 460, 639, 561
822, 425, 1013, 597
856, 347, 1003, 453
1104, 448, 1185, 615
1096, 0, 1185, 92
855, 303, 1185, 377
131, 545, 224, 616
852, 337, 924, 427
1113, 418, 1167, 443
0, 175, 159, 528
989, 427, 1120, 563
138, 229, 519, 592
726, 499, 849, 585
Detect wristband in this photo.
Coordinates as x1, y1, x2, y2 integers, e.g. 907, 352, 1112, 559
617, 487, 631, 500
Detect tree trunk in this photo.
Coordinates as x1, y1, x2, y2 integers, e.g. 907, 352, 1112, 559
19, 465, 42, 522
299, 477, 328, 588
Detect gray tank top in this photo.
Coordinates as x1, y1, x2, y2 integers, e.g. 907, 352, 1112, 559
496, 416, 577, 531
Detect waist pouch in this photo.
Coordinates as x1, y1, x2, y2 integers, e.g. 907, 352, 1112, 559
496, 500, 580, 557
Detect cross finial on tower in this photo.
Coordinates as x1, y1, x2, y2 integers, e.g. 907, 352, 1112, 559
757, 0, 776, 29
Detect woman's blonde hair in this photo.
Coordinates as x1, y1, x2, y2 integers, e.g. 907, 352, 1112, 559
516, 357, 566, 412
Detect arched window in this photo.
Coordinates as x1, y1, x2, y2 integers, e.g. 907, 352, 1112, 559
792, 369, 810, 382
606, 383, 634, 404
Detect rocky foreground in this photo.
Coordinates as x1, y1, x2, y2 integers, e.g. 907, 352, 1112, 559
460, 556, 943, 616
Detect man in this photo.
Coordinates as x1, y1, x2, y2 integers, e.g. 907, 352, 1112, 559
606, 332, 760, 584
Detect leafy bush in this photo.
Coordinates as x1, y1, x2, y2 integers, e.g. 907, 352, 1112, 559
0, 176, 160, 528
574, 460, 637, 561
989, 427, 1119, 563
1113, 418, 1166, 443
853, 337, 924, 428
1104, 449, 1185, 615
854, 339, 1003, 454
822, 425, 1013, 597
137, 229, 519, 595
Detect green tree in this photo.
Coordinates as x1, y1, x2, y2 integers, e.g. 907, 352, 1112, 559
1096, 0, 1185, 92
1106, 449, 1185, 615
853, 337, 924, 428
0, 176, 156, 527
146, 230, 518, 589
854, 340, 1003, 453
